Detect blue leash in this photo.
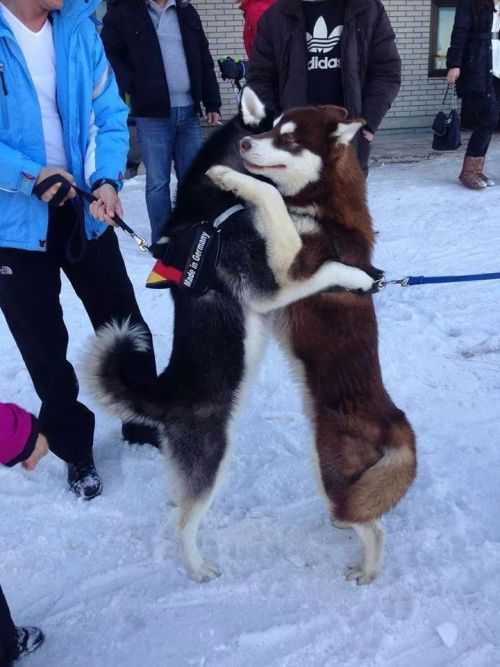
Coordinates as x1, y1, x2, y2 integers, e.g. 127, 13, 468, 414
378, 271, 500, 290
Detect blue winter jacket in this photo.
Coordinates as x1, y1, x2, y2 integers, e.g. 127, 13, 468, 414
0, 0, 129, 251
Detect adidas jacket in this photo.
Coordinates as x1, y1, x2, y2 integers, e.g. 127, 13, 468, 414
247, 0, 401, 134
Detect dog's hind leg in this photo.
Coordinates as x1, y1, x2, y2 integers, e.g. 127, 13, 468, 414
165, 416, 232, 583
345, 521, 384, 585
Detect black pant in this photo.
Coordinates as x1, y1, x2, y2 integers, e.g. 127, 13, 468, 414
0, 205, 156, 464
466, 77, 500, 157
357, 134, 371, 177
0, 586, 16, 667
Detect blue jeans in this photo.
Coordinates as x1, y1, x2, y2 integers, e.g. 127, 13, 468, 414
136, 107, 203, 243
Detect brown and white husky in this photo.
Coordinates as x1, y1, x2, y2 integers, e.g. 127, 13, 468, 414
232, 87, 417, 584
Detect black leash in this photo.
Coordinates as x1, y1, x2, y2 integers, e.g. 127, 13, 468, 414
33, 176, 500, 297
33, 175, 151, 262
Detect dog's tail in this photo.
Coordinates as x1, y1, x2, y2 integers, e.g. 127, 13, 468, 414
336, 428, 417, 524
85, 319, 163, 427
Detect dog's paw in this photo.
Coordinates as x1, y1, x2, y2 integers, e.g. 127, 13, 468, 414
324, 263, 375, 293
187, 559, 222, 584
206, 165, 239, 193
367, 265, 385, 282
330, 518, 353, 530
347, 268, 376, 293
345, 563, 378, 586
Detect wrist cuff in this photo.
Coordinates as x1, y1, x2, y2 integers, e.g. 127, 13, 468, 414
91, 178, 119, 193
5, 415, 39, 467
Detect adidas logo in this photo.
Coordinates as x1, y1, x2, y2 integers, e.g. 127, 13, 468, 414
306, 18, 343, 54
308, 56, 341, 71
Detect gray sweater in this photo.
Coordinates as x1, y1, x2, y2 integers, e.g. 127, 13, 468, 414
147, 0, 193, 107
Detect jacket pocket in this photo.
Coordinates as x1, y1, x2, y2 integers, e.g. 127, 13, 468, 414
0, 63, 9, 129
0, 192, 29, 244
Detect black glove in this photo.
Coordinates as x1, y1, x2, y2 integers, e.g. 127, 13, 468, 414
218, 56, 247, 82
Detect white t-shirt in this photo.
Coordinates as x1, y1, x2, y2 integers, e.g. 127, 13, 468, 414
1, 4, 68, 168
493, 4, 500, 79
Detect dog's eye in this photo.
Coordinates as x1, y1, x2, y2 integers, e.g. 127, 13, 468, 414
282, 134, 296, 145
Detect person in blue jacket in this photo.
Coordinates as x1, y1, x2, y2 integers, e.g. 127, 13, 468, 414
0, 0, 158, 500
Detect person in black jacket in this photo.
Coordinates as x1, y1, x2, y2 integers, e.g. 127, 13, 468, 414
102, 0, 222, 242
246, 0, 401, 174
447, 0, 500, 189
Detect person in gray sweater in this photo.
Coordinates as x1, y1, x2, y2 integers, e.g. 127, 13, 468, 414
102, 0, 221, 242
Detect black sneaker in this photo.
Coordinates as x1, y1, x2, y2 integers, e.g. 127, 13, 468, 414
14, 626, 45, 660
67, 455, 103, 500
121, 422, 160, 448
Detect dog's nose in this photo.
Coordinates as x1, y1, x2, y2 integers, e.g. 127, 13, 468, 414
240, 137, 252, 152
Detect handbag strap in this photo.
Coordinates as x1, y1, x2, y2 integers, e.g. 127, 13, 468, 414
441, 84, 458, 111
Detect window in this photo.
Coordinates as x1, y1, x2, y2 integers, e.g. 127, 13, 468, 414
429, 1, 457, 77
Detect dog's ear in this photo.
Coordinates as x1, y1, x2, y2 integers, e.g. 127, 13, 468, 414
331, 119, 365, 146
240, 86, 267, 128
319, 105, 349, 123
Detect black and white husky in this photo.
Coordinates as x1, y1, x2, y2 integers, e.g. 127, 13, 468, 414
86, 88, 374, 582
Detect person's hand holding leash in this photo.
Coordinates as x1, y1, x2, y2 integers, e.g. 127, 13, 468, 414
36, 166, 76, 205
90, 183, 124, 226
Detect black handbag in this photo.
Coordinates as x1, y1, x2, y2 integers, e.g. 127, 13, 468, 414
431, 85, 462, 151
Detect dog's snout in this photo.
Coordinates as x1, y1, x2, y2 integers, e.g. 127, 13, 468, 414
240, 137, 252, 152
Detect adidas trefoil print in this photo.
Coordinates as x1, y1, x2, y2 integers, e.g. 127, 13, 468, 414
307, 17, 343, 65
302, 0, 346, 106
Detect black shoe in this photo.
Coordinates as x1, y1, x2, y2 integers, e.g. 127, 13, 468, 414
67, 455, 103, 500
13, 626, 45, 660
121, 422, 160, 448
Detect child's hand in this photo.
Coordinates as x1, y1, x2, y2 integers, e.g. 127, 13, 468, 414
22, 434, 49, 471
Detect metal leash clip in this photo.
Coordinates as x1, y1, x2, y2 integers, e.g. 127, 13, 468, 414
131, 233, 152, 254
116, 222, 152, 255
376, 276, 409, 290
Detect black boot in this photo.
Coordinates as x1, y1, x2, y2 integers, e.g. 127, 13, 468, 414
9, 626, 45, 662
67, 454, 102, 500
121, 422, 160, 448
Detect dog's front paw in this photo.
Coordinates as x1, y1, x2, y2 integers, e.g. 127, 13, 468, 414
367, 265, 385, 282
345, 563, 378, 586
335, 264, 375, 293
187, 559, 222, 584
206, 165, 239, 193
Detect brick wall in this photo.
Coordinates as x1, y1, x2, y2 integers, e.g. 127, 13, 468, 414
382, 1, 448, 129
148, 1, 450, 130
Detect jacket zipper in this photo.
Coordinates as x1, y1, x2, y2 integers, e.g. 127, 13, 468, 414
0, 62, 10, 129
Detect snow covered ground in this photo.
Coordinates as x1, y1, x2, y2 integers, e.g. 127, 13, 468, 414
1, 142, 500, 667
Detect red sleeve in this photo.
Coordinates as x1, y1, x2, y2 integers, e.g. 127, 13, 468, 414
0, 402, 38, 466
244, 1, 273, 59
